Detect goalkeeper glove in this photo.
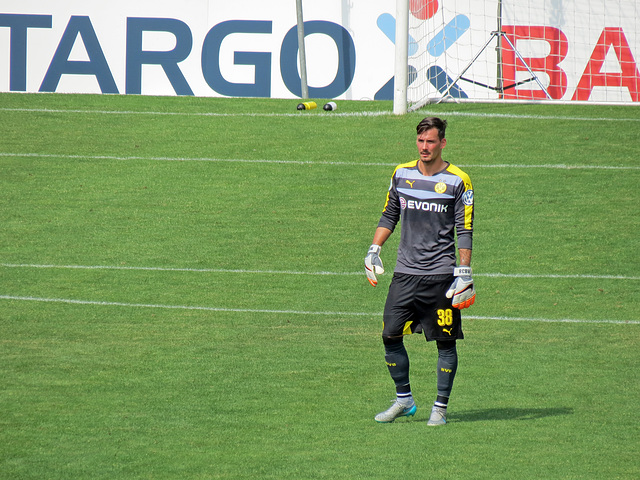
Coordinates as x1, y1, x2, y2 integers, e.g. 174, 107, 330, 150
446, 266, 476, 309
364, 244, 384, 287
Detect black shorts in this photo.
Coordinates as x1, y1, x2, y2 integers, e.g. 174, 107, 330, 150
383, 272, 464, 341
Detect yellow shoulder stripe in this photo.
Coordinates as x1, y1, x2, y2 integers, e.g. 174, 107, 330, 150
446, 164, 473, 191
392, 160, 418, 177
447, 163, 473, 230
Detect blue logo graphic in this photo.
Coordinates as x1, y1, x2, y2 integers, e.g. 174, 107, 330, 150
375, 6, 470, 100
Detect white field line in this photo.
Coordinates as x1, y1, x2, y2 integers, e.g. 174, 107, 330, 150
0, 107, 391, 118
1, 152, 638, 170
0, 294, 638, 325
2, 263, 638, 281
2, 106, 640, 123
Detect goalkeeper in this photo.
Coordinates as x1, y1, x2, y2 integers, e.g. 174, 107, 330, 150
365, 117, 475, 426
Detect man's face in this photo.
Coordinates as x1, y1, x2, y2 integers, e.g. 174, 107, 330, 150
416, 128, 446, 164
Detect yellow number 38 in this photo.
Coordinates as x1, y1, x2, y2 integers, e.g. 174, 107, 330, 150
437, 309, 453, 326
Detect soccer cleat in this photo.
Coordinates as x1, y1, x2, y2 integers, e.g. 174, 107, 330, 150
427, 406, 447, 426
375, 400, 417, 423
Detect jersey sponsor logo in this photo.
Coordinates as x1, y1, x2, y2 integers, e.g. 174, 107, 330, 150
434, 181, 447, 194
462, 190, 474, 206
400, 197, 449, 213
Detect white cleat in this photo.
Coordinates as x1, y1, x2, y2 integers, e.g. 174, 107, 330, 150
375, 400, 417, 423
427, 406, 447, 426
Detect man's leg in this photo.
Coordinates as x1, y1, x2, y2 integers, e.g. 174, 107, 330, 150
428, 339, 458, 426
384, 335, 413, 403
375, 273, 419, 423
375, 335, 417, 423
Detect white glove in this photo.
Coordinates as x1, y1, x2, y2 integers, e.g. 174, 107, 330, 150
446, 266, 476, 309
364, 245, 384, 286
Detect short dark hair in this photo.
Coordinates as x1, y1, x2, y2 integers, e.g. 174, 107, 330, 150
416, 117, 447, 139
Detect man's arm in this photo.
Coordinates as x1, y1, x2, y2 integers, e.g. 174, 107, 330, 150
447, 248, 475, 308
448, 168, 474, 307
458, 248, 472, 267
366, 166, 399, 287
372, 227, 393, 247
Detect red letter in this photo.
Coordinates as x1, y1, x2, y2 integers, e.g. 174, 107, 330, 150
572, 28, 640, 102
501, 26, 568, 100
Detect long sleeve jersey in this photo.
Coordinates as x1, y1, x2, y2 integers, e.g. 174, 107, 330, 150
377, 160, 474, 275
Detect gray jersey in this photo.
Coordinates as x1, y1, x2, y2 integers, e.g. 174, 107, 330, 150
377, 160, 474, 275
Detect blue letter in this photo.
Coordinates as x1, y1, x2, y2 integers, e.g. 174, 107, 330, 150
40, 16, 118, 93
201, 20, 272, 97
280, 21, 356, 98
0, 14, 52, 91
126, 17, 193, 95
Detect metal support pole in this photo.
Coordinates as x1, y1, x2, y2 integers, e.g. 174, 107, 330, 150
438, 31, 552, 102
496, 0, 504, 98
438, 33, 496, 101
501, 33, 552, 99
295, 0, 309, 99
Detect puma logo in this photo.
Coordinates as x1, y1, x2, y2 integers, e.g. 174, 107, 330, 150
405, 180, 415, 188
443, 328, 452, 336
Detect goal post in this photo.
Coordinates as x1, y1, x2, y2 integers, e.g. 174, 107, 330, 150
393, 0, 410, 114
394, 0, 640, 113
295, 0, 309, 99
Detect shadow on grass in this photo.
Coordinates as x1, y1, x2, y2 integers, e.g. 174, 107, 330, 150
448, 407, 574, 423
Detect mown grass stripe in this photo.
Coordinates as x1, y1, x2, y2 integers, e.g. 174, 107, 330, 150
1, 152, 638, 170
2, 106, 640, 123
1, 294, 638, 324
2, 263, 638, 281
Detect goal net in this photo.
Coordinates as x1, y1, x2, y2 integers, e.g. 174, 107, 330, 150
402, 0, 640, 111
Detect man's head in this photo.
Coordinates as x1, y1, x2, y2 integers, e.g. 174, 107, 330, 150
416, 117, 447, 168
416, 117, 447, 139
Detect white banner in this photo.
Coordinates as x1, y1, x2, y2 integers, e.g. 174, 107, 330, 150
502, 0, 640, 102
0, 0, 638, 102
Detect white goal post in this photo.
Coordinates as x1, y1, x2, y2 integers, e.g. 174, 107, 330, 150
295, 0, 309, 99
394, 0, 640, 113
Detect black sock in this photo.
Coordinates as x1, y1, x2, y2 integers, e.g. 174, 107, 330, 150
436, 340, 458, 399
384, 339, 410, 390
434, 395, 449, 409
396, 383, 413, 405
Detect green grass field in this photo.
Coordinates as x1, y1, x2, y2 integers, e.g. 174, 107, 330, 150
1, 93, 639, 479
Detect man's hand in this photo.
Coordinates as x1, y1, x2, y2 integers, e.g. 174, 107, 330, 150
364, 245, 384, 286
446, 266, 476, 309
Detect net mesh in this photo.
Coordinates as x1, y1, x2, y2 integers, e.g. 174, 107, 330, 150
406, 0, 640, 109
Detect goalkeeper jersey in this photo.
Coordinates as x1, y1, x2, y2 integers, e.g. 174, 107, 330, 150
377, 160, 474, 276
